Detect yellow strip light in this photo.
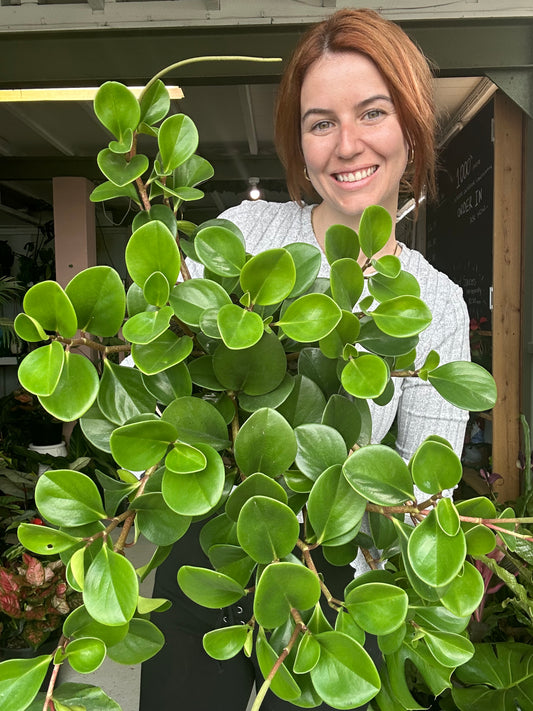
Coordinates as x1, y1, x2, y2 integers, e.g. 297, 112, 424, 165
0, 86, 184, 102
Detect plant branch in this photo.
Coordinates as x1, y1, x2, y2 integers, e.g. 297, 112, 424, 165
296, 540, 344, 611
54, 335, 130, 355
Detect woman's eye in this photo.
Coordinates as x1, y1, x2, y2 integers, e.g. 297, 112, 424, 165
365, 109, 385, 121
312, 120, 333, 132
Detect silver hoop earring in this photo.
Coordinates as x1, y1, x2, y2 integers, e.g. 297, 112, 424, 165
407, 146, 415, 165
304, 166, 311, 182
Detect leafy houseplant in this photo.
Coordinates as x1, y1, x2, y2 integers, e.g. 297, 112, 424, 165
1, 61, 528, 711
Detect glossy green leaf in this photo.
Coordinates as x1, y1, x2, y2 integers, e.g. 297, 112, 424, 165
38, 351, 98, 421
158, 113, 198, 173
162, 395, 230, 450
254, 562, 321, 628
94, 81, 140, 143
238, 373, 295, 413
256, 626, 301, 701
122, 306, 173, 344
36, 469, 105, 525
307, 465, 366, 545
408, 508, 467, 587
319, 309, 360, 359
17, 522, 80, 555
13, 312, 48, 342
0, 655, 52, 711
131, 491, 191, 545
27, 682, 121, 711
335, 610, 365, 645
378, 623, 406, 655
178, 565, 245, 608
162, 443, 225, 516
439, 560, 485, 617
294, 423, 347, 481
107, 618, 165, 664
372, 295, 432, 338
64, 637, 106, 674
226, 472, 287, 522
278, 293, 342, 342
208, 544, 256, 587
23, 280, 77, 338
428, 361, 497, 411
410, 438, 463, 494
343, 444, 413, 505
99, 360, 156, 424
132, 331, 193, 375
217, 304, 264, 350
392, 519, 443, 602
110, 419, 178, 470
293, 632, 321, 674
65, 266, 126, 337
464, 524, 497, 556
213, 332, 287, 396
63, 605, 129, 647
321, 394, 363, 450
358, 317, 419, 357
368, 269, 421, 302
171, 153, 214, 190
142, 271, 170, 307
435, 497, 461, 536
237, 496, 299, 563
139, 79, 169, 125
18, 341, 64, 397
126, 220, 180, 289
90, 180, 140, 204
165, 441, 207, 473
240, 248, 296, 306
330, 258, 364, 311
84, 546, 139, 625
359, 205, 392, 258
170, 278, 231, 327
283, 242, 322, 298
371, 254, 401, 278
195, 225, 246, 277
276, 374, 326, 427
341, 353, 389, 399
423, 630, 474, 668
234, 407, 297, 477
311, 631, 381, 708
324, 223, 360, 264
203, 625, 249, 660
345, 583, 408, 635
97, 148, 148, 186
141, 362, 192, 404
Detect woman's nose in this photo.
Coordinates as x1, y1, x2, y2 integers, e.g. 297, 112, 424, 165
336, 124, 364, 159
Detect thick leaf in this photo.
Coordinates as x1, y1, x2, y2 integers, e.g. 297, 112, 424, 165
170, 278, 231, 327
203, 625, 249, 660
162, 396, 230, 450
171, 153, 214, 190
14, 312, 48, 342
439, 560, 485, 617
107, 618, 165, 664
256, 626, 301, 701
97, 149, 148, 186
65, 266, 126, 337
217, 304, 264, 350
132, 331, 193, 375
294, 423, 347, 481
410, 438, 463, 494
63, 605, 129, 647
238, 373, 295, 413
178, 565, 245, 608
372, 295, 432, 338
143, 271, 170, 308
423, 629, 474, 668
294, 632, 321, 674
359, 205, 392, 258
324, 223, 360, 264
158, 113, 199, 173
226, 472, 288, 521
283, 242, 322, 298
345, 583, 408, 635
311, 631, 381, 708
240, 248, 296, 305
126, 220, 181, 289
368, 269, 421, 302
165, 441, 207, 473
79, 402, 116, 454
162, 443, 225, 516
122, 306, 173, 344
94, 81, 140, 142
18, 522, 81, 555
27, 682, 121, 711
322, 394, 363, 450
298, 347, 343, 399
39, 351, 99, 421
435, 497, 461, 536
254, 562, 321, 628
343, 445, 413, 505
341, 354, 389, 399
141, 362, 192, 404
358, 317, 419, 357
195, 225, 246, 277
131, 491, 191, 545
139, 79, 170, 125
110, 419, 178, 470
330, 258, 364, 310
237, 496, 299, 564
64, 637, 106, 674
36, 469, 106, 525
319, 309, 361, 359
428, 361, 497, 411
23, 280, 77, 338
0, 655, 52, 711
99, 360, 156, 424
84, 546, 139, 625
307, 464, 366, 545
277, 374, 326, 427
208, 545, 256, 587
234, 408, 297, 477
408, 508, 467, 587
90, 180, 140, 204
18, 341, 64, 396
278, 293, 342, 342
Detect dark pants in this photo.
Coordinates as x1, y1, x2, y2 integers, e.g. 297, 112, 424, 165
140, 524, 380, 711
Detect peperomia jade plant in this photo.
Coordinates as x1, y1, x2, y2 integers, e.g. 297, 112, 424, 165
1, 62, 528, 711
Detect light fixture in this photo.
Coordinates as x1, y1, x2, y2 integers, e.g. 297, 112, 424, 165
248, 177, 261, 201
0, 86, 184, 102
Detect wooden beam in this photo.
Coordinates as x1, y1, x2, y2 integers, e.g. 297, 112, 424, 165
491, 91, 524, 502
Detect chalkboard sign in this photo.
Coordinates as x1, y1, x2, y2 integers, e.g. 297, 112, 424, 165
426, 99, 494, 324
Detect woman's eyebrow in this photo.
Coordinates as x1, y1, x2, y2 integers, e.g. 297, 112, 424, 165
301, 94, 393, 124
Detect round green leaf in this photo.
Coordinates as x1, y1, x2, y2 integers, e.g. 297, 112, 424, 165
278, 293, 342, 342
65, 637, 106, 674
359, 205, 393, 258
436, 497, 461, 537
90, 180, 140, 204
226, 472, 288, 522
36, 469, 106, 525
310, 631, 381, 708
358, 318, 419, 357
423, 630, 474, 668
238, 372, 295, 413
165, 441, 207, 473
368, 269, 421, 302
139, 79, 170, 124
107, 618, 165, 664
439, 560, 485, 617
162, 395, 230, 450
330, 258, 364, 311
65, 266, 126, 337
234, 408, 297, 477
240, 249, 296, 306
195, 225, 246, 277
324, 223, 360, 264
171, 153, 214, 191
178, 565, 245, 608
110, 419, 178, 470
253, 562, 321, 628
217, 304, 264, 350
428, 361, 497, 411
132, 331, 193, 375
162, 443, 225, 516
0, 655, 52, 711
17, 522, 80, 555
283, 242, 322, 298
63, 605, 129, 647
158, 113, 199, 173
341, 354, 389, 399
131, 491, 191, 545
372, 295, 432, 338
126, 220, 180, 289
276, 374, 326, 428
84, 546, 139, 626
18, 341, 64, 396
294, 423, 347, 481
122, 306, 173, 345
38, 351, 98, 421
319, 309, 361, 359
98, 359, 156, 425
294, 632, 321, 674
322, 394, 363, 450
236, 496, 299, 563
97, 149, 148, 187
343, 444, 414, 505
143, 271, 170, 308
94, 81, 140, 142
464, 524, 497, 556
372, 254, 401, 278
141, 362, 192, 405
203, 625, 249, 660
170, 278, 231, 328
410, 439, 463, 494
23, 280, 77, 338
14, 312, 48, 342
408, 508, 467, 587
345, 583, 408, 635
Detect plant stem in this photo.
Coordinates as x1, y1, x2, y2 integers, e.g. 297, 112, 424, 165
296, 540, 343, 610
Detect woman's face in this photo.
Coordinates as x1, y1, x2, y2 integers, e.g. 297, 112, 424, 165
300, 51, 408, 225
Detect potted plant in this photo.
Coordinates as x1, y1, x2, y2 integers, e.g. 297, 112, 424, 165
0, 61, 527, 711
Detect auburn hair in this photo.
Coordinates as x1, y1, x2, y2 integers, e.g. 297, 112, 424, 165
275, 8, 436, 206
